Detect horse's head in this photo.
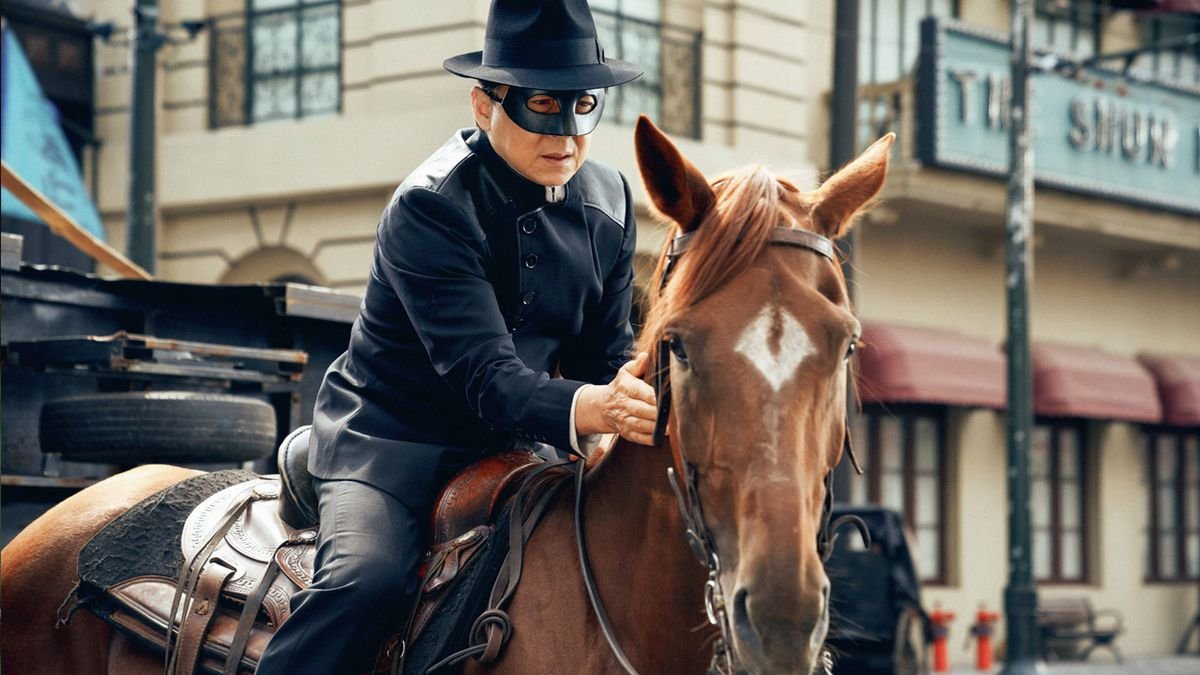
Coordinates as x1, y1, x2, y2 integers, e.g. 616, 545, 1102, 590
634, 117, 893, 675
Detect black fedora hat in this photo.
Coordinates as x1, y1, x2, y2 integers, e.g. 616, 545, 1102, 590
444, 0, 643, 90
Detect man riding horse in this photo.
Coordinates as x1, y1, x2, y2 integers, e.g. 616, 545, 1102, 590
1, 93, 895, 675
255, 1, 657, 672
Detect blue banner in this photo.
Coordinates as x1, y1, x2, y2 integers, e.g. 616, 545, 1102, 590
917, 19, 1200, 215
1, 25, 105, 239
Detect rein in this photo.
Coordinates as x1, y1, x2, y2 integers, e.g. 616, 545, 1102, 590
577, 226, 869, 675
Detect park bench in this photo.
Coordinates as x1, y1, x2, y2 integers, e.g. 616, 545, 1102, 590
1036, 597, 1124, 662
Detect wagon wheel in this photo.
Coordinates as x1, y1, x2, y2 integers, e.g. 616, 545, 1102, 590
39, 392, 277, 464
893, 606, 930, 675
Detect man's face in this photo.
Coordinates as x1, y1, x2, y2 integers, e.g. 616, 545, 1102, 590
471, 85, 594, 187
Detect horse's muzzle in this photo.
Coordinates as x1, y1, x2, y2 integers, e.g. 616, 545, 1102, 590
729, 578, 830, 674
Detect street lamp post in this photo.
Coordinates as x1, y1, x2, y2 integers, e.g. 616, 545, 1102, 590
1000, 1, 1041, 673
830, 0, 859, 498
126, 0, 162, 274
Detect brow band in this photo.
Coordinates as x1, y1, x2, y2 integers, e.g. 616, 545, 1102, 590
666, 227, 836, 263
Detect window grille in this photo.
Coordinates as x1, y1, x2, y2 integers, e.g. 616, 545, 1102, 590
1030, 421, 1089, 583
593, 3, 702, 139
1134, 14, 1199, 86
1034, 0, 1101, 59
1146, 429, 1200, 582
859, 0, 957, 85
209, 0, 341, 128
849, 405, 948, 583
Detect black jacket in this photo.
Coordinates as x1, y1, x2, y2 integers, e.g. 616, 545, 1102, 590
309, 128, 636, 508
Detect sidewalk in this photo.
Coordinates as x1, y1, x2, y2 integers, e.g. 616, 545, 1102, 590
949, 655, 1200, 674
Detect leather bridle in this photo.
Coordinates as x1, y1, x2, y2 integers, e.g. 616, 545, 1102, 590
576, 227, 869, 675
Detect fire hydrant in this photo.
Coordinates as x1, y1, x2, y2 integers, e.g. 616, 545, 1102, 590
928, 605, 955, 673
965, 605, 1000, 671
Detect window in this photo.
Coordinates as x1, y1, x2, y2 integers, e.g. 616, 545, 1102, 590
1133, 14, 1199, 86
1034, 0, 1100, 59
849, 406, 947, 583
592, 0, 701, 138
210, 0, 341, 128
858, 0, 957, 85
1146, 429, 1200, 581
1030, 421, 1088, 583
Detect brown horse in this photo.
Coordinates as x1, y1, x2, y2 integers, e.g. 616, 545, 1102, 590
1, 118, 892, 675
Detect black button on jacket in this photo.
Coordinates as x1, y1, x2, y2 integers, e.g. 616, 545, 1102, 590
309, 129, 637, 509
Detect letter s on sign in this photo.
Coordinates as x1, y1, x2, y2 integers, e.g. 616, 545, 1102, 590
1069, 98, 1093, 151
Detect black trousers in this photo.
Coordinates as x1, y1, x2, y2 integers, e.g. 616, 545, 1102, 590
256, 478, 426, 675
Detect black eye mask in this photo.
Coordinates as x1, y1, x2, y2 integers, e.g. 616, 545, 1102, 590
485, 86, 606, 136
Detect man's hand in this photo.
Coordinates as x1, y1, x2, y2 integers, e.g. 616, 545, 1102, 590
574, 352, 659, 446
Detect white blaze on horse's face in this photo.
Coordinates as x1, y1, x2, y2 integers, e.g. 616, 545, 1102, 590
733, 304, 814, 393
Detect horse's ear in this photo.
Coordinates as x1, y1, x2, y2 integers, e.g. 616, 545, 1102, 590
634, 115, 715, 233
811, 133, 895, 239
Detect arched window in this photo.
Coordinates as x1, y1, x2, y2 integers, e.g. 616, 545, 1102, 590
220, 246, 326, 286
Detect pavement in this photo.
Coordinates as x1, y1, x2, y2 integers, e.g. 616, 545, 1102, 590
948, 655, 1200, 674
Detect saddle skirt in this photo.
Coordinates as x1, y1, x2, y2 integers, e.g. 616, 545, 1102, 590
76, 450, 568, 675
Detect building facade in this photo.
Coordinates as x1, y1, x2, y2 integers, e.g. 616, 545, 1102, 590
81, 0, 829, 291
842, 0, 1200, 664
7, 0, 1199, 665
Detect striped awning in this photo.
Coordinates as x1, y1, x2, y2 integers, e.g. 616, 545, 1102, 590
1032, 343, 1161, 423
856, 322, 1005, 408
1138, 353, 1200, 427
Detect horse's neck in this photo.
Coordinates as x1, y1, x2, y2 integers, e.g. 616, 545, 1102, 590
580, 438, 712, 671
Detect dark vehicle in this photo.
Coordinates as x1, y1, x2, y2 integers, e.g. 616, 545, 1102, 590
1, 233, 358, 546
824, 504, 931, 674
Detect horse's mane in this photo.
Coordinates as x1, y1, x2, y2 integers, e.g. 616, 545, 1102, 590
636, 164, 819, 360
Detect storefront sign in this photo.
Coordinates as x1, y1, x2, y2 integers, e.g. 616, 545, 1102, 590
917, 19, 1200, 215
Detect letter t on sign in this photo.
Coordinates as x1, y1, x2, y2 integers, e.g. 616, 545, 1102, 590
949, 69, 978, 125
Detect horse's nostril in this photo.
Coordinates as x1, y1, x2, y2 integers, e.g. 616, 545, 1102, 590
733, 587, 749, 620
732, 587, 763, 652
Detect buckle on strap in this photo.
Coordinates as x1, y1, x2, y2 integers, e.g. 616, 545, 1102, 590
667, 465, 710, 565
703, 574, 726, 627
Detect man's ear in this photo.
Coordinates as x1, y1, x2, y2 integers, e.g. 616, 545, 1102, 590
470, 87, 494, 132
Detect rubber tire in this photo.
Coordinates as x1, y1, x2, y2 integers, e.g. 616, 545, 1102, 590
893, 606, 930, 675
40, 392, 277, 464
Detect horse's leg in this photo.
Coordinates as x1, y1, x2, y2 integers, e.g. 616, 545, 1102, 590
1, 464, 201, 674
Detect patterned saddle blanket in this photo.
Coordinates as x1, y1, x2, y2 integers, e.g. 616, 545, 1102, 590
71, 451, 571, 675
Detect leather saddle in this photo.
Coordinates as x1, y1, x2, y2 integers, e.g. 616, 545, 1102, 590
94, 426, 571, 675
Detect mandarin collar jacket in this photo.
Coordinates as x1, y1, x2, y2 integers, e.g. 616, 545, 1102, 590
308, 129, 637, 508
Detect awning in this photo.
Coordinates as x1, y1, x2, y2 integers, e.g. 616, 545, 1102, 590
856, 322, 1005, 408
1138, 353, 1200, 427
1032, 344, 1161, 423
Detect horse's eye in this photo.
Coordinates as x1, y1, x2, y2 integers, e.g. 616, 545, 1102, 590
669, 336, 689, 365
845, 339, 859, 362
